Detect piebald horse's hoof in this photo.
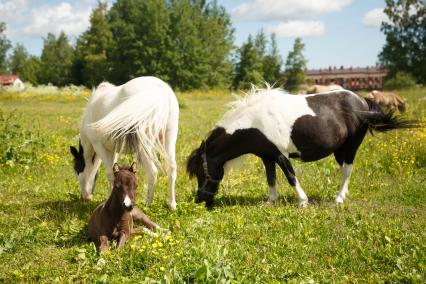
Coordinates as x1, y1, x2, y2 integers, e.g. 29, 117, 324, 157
298, 199, 308, 208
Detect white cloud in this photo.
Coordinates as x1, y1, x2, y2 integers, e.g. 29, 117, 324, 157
232, 0, 354, 21
362, 8, 390, 28
267, 20, 325, 37
0, 0, 28, 22
22, 2, 92, 38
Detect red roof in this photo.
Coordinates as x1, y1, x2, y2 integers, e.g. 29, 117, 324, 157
0, 75, 19, 85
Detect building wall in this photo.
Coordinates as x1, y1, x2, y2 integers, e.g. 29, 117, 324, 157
306, 66, 387, 91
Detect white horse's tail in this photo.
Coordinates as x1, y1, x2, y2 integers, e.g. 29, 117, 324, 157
89, 93, 170, 168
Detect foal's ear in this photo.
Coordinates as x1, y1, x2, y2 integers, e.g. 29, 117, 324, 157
113, 163, 120, 173
70, 146, 79, 159
130, 162, 137, 173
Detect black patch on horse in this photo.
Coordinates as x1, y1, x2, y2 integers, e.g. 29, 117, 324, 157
290, 91, 366, 162
70, 140, 85, 174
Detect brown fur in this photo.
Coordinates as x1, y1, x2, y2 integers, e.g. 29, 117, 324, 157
88, 163, 159, 252
305, 84, 343, 94
366, 90, 406, 112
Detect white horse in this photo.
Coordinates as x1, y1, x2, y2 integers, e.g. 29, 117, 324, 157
70, 76, 179, 210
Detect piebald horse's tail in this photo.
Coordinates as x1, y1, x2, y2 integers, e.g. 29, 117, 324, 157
89, 93, 170, 168
361, 98, 418, 132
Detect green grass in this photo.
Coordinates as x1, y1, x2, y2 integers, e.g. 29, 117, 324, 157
0, 88, 425, 283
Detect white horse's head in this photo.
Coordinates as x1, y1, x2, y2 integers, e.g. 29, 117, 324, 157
70, 139, 99, 201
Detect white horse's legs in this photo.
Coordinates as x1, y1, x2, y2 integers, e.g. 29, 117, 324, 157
335, 163, 353, 203
137, 149, 158, 207
93, 143, 118, 191
165, 130, 178, 211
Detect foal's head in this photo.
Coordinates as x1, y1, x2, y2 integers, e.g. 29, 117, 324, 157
112, 163, 138, 211
187, 140, 223, 208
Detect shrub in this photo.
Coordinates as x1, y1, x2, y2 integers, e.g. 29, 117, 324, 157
0, 109, 44, 166
383, 72, 416, 90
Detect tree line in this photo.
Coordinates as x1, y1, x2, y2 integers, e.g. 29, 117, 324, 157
0, 0, 424, 90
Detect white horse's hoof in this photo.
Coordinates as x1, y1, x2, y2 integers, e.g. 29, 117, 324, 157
168, 202, 177, 211
335, 196, 344, 204
263, 199, 277, 206
298, 199, 308, 208
81, 194, 93, 201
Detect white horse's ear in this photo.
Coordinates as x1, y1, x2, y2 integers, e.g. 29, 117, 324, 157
130, 162, 137, 173
113, 163, 120, 173
70, 146, 79, 158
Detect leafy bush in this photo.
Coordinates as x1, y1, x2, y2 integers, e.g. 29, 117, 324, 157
383, 72, 416, 90
0, 109, 44, 166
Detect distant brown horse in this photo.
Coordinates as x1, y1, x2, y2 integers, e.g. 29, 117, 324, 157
305, 84, 343, 94
88, 163, 159, 252
366, 90, 406, 112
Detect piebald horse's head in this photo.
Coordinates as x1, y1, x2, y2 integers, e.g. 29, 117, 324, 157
186, 140, 223, 208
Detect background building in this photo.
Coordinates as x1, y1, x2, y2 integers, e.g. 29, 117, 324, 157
306, 66, 387, 90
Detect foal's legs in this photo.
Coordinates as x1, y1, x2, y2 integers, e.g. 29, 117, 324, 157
276, 155, 308, 207
261, 157, 278, 204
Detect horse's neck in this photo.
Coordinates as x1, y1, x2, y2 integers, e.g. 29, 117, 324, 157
104, 193, 125, 220
208, 132, 246, 166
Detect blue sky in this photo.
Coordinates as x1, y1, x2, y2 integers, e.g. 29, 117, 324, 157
1, 0, 389, 69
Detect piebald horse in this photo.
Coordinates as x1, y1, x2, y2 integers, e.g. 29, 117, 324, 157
187, 87, 416, 208
70, 76, 179, 210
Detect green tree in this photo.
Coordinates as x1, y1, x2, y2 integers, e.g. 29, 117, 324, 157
21, 56, 41, 85
284, 38, 307, 92
107, 0, 172, 84
0, 22, 12, 73
233, 35, 263, 89
168, 0, 234, 89
39, 32, 74, 86
262, 33, 282, 86
379, 0, 426, 84
9, 43, 28, 76
74, 1, 113, 87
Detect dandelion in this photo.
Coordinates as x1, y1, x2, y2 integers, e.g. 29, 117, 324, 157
160, 267, 165, 272
130, 244, 136, 251
134, 235, 142, 241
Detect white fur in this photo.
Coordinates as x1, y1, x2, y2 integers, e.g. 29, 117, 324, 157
217, 86, 315, 156
77, 76, 179, 210
123, 195, 132, 207
336, 163, 352, 203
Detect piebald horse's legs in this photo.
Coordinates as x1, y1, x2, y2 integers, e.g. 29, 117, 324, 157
333, 125, 368, 204
262, 157, 278, 204
336, 163, 353, 203
277, 155, 308, 207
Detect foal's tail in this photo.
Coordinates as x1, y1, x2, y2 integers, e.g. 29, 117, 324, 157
361, 98, 418, 132
89, 93, 170, 168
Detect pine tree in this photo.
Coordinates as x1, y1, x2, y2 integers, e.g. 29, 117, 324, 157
379, 0, 426, 84
39, 32, 74, 86
0, 22, 12, 73
284, 38, 307, 92
74, 1, 113, 87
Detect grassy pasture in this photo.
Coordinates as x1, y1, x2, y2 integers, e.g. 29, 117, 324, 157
0, 87, 425, 283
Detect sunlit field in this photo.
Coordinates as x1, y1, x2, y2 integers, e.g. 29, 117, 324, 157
0, 87, 425, 282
